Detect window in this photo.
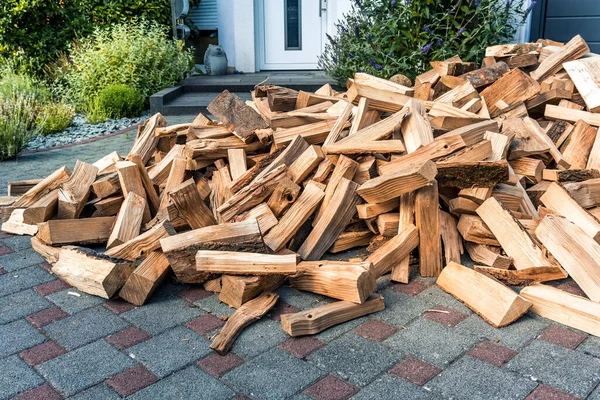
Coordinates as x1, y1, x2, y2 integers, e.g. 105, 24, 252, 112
285, 0, 302, 50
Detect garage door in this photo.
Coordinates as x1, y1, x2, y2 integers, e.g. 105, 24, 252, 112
530, 0, 600, 53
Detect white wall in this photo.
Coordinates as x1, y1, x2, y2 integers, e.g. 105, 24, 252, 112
217, 0, 256, 72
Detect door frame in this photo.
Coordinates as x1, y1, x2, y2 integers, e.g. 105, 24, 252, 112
255, 0, 326, 70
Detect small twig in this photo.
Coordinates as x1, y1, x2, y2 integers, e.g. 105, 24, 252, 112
424, 309, 450, 314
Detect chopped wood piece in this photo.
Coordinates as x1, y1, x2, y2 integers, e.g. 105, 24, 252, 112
281, 294, 385, 337
204, 277, 222, 293
564, 57, 600, 113
196, 251, 297, 276
128, 113, 167, 164
561, 120, 597, 170
314, 155, 359, 224
564, 179, 600, 208
116, 160, 151, 223
476, 197, 551, 269
401, 99, 433, 153
436, 160, 508, 188
107, 193, 146, 250
543, 168, 600, 182
290, 261, 375, 304
480, 68, 540, 117
218, 164, 288, 222
458, 187, 492, 204
358, 160, 437, 204
530, 35, 589, 82
520, 283, 600, 337
330, 230, 373, 253
22, 190, 57, 225
1, 209, 38, 236
233, 202, 278, 233
356, 198, 399, 219
158, 155, 187, 210
415, 180, 442, 276
14, 166, 71, 208
437, 262, 531, 327
524, 117, 569, 168
439, 210, 464, 265
457, 215, 500, 246
367, 224, 419, 279
465, 242, 512, 269
161, 219, 264, 283
169, 179, 216, 230
485, 43, 541, 58
274, 120, 343, 148
509, 157, 544, 184
52, 247, 134, 298
211, 292, 279, 354
449, 197, 479, 215
474, 265, 567, 286
323, 101, 354, 146
263, 181, 325, 252
267, 178, 301, 217
536, 214, 600, 302
288, 145, 324, 184
352, 73, 413, 109
207, 90, 269, 143
8, 179, 42, 197
267, 87, 299, 112
376, 213, 399, 237
31, 236, 60, 264
92, 172, 121, 199
459, 62, 510, 88
119, 251, 171, 306
57, 161, 97, 219
298, 178, 361, 261
545, 104, 600, 127
540, 182, 600, 242
105, 220, 175, 261
227, 149, 247, 181
219, 275, 285, 309
37, 217, 116, 246
390, 192, 416, 283
93, 151, 121, 176
128, 154, 160, 214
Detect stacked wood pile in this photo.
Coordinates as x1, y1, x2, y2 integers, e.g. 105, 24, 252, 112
3, 34, 600, 352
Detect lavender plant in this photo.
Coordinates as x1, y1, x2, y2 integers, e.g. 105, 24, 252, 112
319, 0, 535, 83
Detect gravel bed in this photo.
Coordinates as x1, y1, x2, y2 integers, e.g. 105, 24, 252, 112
25, 113, 147, 151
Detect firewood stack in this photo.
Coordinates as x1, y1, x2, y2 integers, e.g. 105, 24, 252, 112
3, 34, 600, 353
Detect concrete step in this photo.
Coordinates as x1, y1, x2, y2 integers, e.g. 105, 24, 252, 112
160, 92, 253, 116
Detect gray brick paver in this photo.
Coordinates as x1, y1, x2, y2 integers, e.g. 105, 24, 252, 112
0, 289, 50, 324
0, 355, 45, 399
0, 318, 46, 358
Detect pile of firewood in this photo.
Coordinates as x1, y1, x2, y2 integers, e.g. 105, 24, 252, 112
3, 34, 600, 354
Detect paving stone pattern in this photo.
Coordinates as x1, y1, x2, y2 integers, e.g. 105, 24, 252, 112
1, 117, 600, 399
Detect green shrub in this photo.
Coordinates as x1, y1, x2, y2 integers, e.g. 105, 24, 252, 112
36, 102, 75, 135
96, 84, 144, 120
60, 19, 193, 110
0, 94, 39, 161
320, 0, 535, 83
0, 63, 50, 102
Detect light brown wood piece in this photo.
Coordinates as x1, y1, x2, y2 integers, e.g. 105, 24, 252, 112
449, 197, 479, 215
263, 181, 325, 252
232, 202, 277, 233
1, 209, 38, 235
480, 68, 540, 117
542, 168, 600, 182
458, 187, 492, 205
22, 189, 58, 225
196, 251, 297, 276
7, 179, 42, 197
352, 72, 413, 109
211, 292, 279, 354
147, 145, 186, 186
376, 213, 399, 237
358, 160, 436, 204
434, 81, 479, 109
457, 215, 500, 246
105, 220, 175, 262
116, 160, 151, 223
401, 98, 434, 153
546, 103, 600, 127
564, 57, 600, 113
474, 265, 567, 286
219, 275, 285, 309
564, 179, 600, 208
106, 193, 146, 250
267, 178, 301, 217
57, 161, 98, 219
227, 149, 247, 180
561, 120, 597, 170
128, 113, 167, 164
476, 197, 551, 269
414, 180, 442, 276
439, 210, 464, 265
330, 230, 373, 253
119, 251, 171, 306
37, 216, 116, 246
281, 294, 385, 337
93, 151, 121, 176
504, 119, 551, 160
465, 242, 512, 269
535, 214, 600, 302
254, 134, 310, 183
540, 182, 600, 242
437, 262, 531, 328
313, 157, 335, 182
13, 166, 71, 208
273, 120, 343, 148
520, 283, 600, 337
437, 140, 493, 163
204, 277, 222, 293
297, 178, 360, 261
586, 127, 600, 171
485, 43, 541, 58
509, 157, 544, 184
52, 247, 134, 298
390, 192, 416, 283
158, 155, 187, 210
160, 219, 264, 283
459, 61, 510, 89
31, 236, 60, 264
92, 172, 121, 200
287, 145, 324, 184
290, 261, 375, 304
128, 154, 160, 214
218, 164, 288, 222
169, 179, 216, 230
314, 155, 359, 224
356, 198, 399, 219
530, 35, 590, 82
323, 101, 354, 146
367, 224, 419, 279
207, 90, 269, 143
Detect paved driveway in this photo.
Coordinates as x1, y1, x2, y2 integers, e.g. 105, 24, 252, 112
1, 120, 599, 399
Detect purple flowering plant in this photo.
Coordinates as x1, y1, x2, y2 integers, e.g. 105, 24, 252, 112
319, 0, 534, 83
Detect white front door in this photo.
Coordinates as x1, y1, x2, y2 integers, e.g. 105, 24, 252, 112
258, 0, 324, 70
